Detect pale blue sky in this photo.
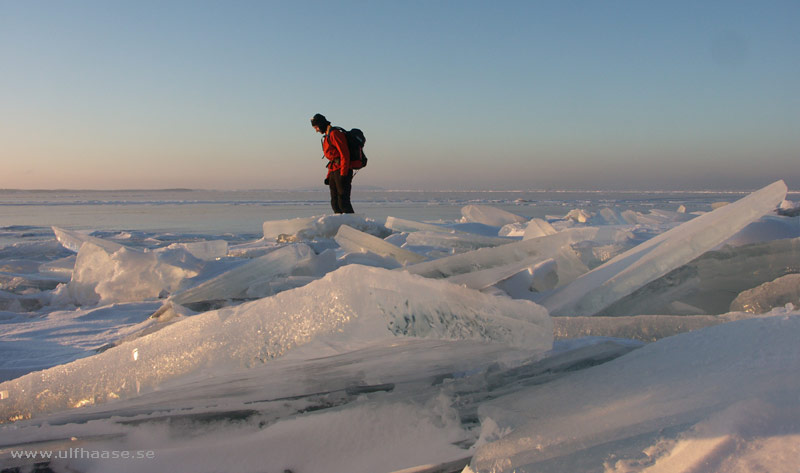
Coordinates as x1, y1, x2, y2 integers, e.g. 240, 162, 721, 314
1, 0, 798, 190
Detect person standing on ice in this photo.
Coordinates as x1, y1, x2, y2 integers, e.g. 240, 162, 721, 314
311, 113, 360, 214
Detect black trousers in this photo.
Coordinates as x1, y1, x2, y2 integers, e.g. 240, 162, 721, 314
328, 171, 354, 214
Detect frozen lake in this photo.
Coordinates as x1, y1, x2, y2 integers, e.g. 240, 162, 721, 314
1, 184, 799, 473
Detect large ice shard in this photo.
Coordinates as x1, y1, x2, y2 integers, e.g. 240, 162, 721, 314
334, 225, 427, 265
405, 228, 597, 285
405, 231, 513, 251
162, 240, 228, 260
461, 204, 528, 227
263, 214, 390, 241
67, 243, 203, 306
385, 216, 462, 234
445, 255, 554, 290
170, 244, 325, 306
541, 180, 788, 316
262, 216, 320, 240
600, 236, 800, 315
523, 218, 558, 239
52, 226, 124, 253
0, 265, 552, 421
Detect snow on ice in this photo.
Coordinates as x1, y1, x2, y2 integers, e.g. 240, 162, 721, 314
1, 181, 799, 473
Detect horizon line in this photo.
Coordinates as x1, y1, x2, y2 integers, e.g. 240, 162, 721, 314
1, 186, 798, 194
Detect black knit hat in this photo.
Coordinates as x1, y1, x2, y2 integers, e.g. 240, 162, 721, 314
310, 113, 329, 128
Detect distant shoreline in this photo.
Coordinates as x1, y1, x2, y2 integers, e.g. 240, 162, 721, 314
1, 187, 797, 194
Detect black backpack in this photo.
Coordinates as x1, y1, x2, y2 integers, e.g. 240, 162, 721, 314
332, 126, 367, 169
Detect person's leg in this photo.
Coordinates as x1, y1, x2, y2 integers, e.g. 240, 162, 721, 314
337, 172, 354, 214
328, 176, 342, 213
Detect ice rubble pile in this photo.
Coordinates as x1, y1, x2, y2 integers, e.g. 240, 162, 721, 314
34, 180, 798, 319
0, 266, 551, 421
4, 181, 798, 416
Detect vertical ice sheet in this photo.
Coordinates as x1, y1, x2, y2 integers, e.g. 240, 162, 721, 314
541, 180, 788, 316
335, 225, 427, 265
170, 244, 321, 305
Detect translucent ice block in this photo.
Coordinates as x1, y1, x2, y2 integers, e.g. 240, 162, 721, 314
405, 231, 513, 251
335, 225, 426, 265
170, 244, 319, 305
68, 243, 201, 306
263, 214, 390, 241
405, 228, 598, 282
163, 240, 229, 260
262, 216, 320, 240
385, 216, 462, 234
461, 204, 528, 227
600, 236, 800, 316
52, 226, 124, 253
541, 180, 788, 316
445, 255, 552, 290
523, 218, 558, 239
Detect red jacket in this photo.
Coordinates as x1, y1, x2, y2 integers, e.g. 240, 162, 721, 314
323, 127, 362, 177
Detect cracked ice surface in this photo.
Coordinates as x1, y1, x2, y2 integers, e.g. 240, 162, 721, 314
0, 265, 551, 421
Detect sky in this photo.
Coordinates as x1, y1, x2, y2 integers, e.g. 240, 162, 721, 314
1, 0, 798, 191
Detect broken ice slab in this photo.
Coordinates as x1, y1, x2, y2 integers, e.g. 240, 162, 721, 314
405, 228, 598, 284
405, 231, 514, 251
493, 259, 559, 297
263, 214, 390, 241
729, 273, 800, 314
68, 242, 203, 306
385, 216, 463, 234
461, 204, 528, 227
541, 180, 788, 316
163, 240, 228, 260
170, 244, 324, 306
52, 226, 125, 253
262, 216, 319, 240
565, 209, 592, 223
523, 218, 558, 239
334, 225, 426, 265
445, 255, 555, 290
599, 236, 800, 316
597, 208, 624, 225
